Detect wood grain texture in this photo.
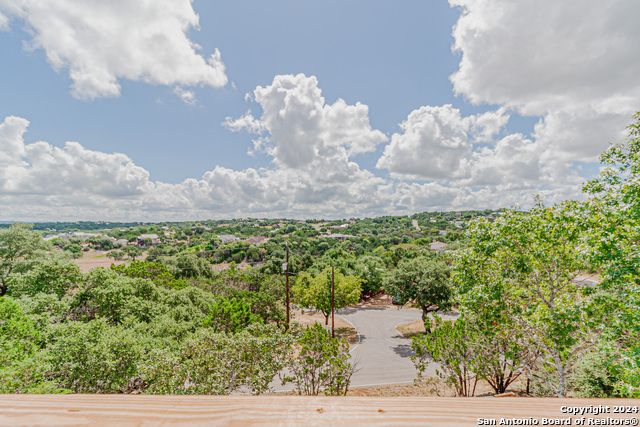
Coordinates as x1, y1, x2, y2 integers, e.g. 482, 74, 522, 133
2, 395, 639, 426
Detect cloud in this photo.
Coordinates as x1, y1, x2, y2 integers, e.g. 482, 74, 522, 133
375, 103, 586, 207
376, 105, 531, 185
0, 116, 151, 198
0, 0, 227, 99
173, 87, 197, 106
228, 74, 388, 168
223, 111, 265, 135
0, 110, 395, 220
449, 0, 640, 162
0, 74, 597, 221
0, 11, 9, 31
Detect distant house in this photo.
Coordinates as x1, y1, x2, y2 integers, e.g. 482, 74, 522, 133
70, 232, 100, 239
115, 239, 129, 247
430, 241, 447, 252
137, 234, 160, 246
330, 223, 349, 230
322, 233, 357, 241
218, 234, 240, 243
244, 236, 269, 245
438, 230, 448, 236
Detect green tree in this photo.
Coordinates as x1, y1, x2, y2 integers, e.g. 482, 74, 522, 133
454, 204, 614, 398
108, 250, 124, 261
111, 261, 189, 290
11, 254, 82, 299
383, 256, 452, 333
580, 112, 640, 397
203, 296, 263, 334
282, 322, 354, 396
122, 245, 142, 261
358, 255, 386, 293
63, 243, 83, 259
0, 296, 59, 393
0, 223, 51, 296
292, 267, 362, 325
44, 318, 147, 393
411, 317, 480, 396
0, 296, 41, 369
143, 324, 292, 395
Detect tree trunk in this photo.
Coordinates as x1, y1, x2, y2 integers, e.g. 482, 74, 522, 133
421, 305, 431, 334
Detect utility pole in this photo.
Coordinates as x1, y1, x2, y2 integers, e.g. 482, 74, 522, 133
286, 241, 290, 330
331, 265, 335, 338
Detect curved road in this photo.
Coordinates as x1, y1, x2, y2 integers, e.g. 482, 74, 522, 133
339, 306, 422, 387
272, 306, 458, 391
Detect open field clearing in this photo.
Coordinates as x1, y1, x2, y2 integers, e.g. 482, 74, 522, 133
71, 250, 130, 273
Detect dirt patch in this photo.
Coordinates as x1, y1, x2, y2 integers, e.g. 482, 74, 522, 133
357, 293, 394, 307
396, 320, 427, 338
348, 376, 533, 397
290, 310, 358, 345
72, 251, 123, 273
72, 250, 146, 273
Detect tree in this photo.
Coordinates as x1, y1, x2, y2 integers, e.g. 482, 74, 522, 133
453, 204, 614, 398
383, 256, 452, 333
122, 245, 142, 261
108, 250, 124, 261
0, 224, 51, 296
292, 267, 362, 325
282, 322, 355, 395
11, 254, 82, 299
411, 317, 480, 396
581, 112, 640, 397
582, 112, 640, 290
63, 243, 83, 259
203, 296, 263, 334
358, 255, 386, 293
143, 324, 292, 395
111, 261, 189, 290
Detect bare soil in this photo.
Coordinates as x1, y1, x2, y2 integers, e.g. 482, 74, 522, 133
290, 310, 358, 345
357, 292, 394, 307
348, 376, 533, 398
396, 320, 427, 338
72, 250, 129, 273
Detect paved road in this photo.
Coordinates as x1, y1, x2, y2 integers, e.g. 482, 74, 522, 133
339, 306, 427, 387
272, 306, 458, 391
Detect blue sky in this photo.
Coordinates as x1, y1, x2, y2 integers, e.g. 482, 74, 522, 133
0, 0, 638, 221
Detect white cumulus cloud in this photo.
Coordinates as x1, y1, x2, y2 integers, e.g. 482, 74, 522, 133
0, 0, 227, 99
228, 74, 388, 169
449, 0, 640, 162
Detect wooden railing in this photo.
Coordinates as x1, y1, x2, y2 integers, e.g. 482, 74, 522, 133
2, 395, 638, 426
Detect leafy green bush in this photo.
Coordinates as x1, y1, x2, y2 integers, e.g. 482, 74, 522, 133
112, 261, 190, 290
142, 324, 291, 395
0, 297, 41, 367
283, 322, 354, 396
45, 318, 149, 393
11, 255, 81, 299
571, 344, 623, 398
203, 296, 263, 333
411, 317, 479, 396
0, 296, 63, 393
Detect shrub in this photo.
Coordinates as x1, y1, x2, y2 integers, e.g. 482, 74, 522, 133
142, 324, 292, 395
283, 322, 355, 396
